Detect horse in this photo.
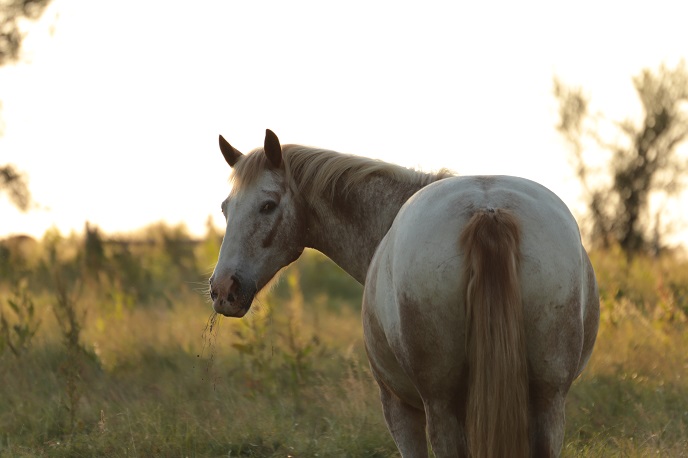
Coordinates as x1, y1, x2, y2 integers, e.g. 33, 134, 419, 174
209, 129, 600, 457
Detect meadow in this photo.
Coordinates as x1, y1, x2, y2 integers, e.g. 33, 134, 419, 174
0, 223, 686, 457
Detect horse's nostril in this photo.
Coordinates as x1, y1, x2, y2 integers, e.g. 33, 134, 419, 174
228, 274, 240, 303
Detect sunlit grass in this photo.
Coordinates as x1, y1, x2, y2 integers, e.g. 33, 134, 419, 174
1, 229, 687, 456
0, 271, 394, 457
563, 280, 688, 456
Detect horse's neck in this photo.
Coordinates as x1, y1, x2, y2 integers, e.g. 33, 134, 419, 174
304, 175, 428, 284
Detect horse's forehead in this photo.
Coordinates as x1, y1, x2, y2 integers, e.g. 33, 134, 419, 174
231, 169, 284, 199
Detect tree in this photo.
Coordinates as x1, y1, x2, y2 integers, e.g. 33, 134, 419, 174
0, 165, 30, 210
554, 62, 688, 256
1, 0, 52, 211
0, 0, 52, 66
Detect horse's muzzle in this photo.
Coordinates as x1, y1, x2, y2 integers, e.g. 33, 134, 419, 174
209, 271, 256, 317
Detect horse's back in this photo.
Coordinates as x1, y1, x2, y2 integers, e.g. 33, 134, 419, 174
363, 175, 598, 400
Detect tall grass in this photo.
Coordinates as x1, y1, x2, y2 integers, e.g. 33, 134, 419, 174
0, 225, 686, 456
564, 247, 688, 456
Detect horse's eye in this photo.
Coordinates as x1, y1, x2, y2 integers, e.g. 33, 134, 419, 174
260, 201, 277, 214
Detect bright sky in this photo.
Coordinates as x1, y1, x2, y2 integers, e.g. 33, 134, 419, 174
1, 0, 687, 244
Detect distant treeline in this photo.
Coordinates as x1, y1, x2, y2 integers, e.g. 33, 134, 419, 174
2, 221, 688, 319
0, 222, 362, 310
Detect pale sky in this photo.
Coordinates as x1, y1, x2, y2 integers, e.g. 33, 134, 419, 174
1, 0, 687, 244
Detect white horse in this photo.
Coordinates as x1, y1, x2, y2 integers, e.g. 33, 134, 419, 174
209, 129, 599, 457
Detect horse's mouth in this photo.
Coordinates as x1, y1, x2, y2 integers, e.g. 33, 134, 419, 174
212, 291, 255, 318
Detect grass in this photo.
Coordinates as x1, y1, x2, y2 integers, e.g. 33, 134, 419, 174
0, 229, 687, 456
0, 274, 396, 457
564, 313, 688, 456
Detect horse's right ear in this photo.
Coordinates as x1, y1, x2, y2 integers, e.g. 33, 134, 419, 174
219, 135, 243, 168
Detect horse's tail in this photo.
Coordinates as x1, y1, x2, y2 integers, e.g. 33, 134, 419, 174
459, 208, 529, 458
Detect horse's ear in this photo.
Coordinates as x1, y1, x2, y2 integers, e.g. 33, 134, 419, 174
264, 129, 282, 169
219, 135, 243, 168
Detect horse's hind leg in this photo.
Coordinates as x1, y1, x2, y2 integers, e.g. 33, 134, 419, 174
529, 382, 568, 458
425, 400, 467, 457
378, 383, 428, 458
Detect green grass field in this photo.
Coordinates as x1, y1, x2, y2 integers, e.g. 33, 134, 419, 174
1, 226, 686, 457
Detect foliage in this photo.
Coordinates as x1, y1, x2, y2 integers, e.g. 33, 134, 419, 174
1, 0, 52, 208
51, 271, 98, 435
0, 164, 31, 211
0, 0, 52, 66
0, 224, 686, 456
0, 279, 40, 357
554, 62, 688, 256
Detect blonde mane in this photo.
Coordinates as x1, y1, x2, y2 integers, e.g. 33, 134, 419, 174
230, 144, 454, 200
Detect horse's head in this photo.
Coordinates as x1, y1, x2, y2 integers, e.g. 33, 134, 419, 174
209, 129, 305, 317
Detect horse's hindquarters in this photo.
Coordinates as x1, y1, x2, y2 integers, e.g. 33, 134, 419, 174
362, 175, 598, 457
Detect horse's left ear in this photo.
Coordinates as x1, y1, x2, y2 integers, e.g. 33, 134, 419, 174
264, 129, 282, 169
219, 135, 243, 168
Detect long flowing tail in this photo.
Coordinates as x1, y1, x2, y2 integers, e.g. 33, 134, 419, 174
459, 208, 529, 458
